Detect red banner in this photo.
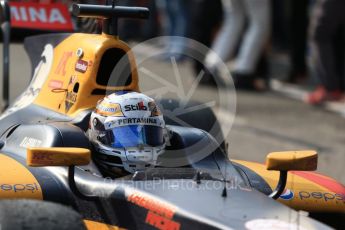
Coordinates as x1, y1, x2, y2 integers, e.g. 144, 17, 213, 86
9, 2, 74, 31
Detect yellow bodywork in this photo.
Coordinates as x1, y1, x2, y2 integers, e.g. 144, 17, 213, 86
233, 160, 345, 213
34, 33, 139, 117
0, 154, 43, 199
27, 147, 91, 167
266, 150, 317, 171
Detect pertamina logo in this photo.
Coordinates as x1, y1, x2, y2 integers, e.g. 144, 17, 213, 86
125, 102, 148, 112
75, 60, 88, 73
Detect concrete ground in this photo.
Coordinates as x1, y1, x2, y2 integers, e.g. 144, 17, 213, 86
1, 42, 344, 185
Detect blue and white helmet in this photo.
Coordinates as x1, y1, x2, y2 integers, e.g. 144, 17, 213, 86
88, 91, 165, 176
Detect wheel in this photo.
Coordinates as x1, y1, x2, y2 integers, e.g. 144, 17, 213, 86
310, 212, 345, 230
0, 200, 86, 230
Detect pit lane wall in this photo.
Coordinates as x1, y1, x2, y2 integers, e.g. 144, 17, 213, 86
232, 160, 345, 213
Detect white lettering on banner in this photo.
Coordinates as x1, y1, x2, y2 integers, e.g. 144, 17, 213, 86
11, 6, 67, 24
50, 9, 66, 24
29, 7, 46, 22
10, 7, 19, 21
20, 7, 28, 21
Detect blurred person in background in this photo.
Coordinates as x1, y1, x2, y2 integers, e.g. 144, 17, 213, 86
204, 0, 271, 90
287, 0, 310, 84
158, 0, 189, 61
187, 0, 223, 75
306, 0, 345, 105
118, 0, 159, 41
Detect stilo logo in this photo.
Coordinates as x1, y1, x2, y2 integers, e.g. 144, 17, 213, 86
279, 189, 294, 200
125, 102, 148, 112
75, 60, 88, 73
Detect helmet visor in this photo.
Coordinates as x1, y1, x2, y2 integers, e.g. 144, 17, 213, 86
97, 125, 164, 148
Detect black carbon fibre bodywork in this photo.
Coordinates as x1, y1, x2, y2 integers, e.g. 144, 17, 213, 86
0, 122, 331, 229
0, 32, 332, 229
232, 162, 273, 196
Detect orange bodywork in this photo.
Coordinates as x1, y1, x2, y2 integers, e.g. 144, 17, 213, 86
84, 220, 125, 230
0, 154, 43, 199
233, 160, 345, 213
34, 33, 139, 117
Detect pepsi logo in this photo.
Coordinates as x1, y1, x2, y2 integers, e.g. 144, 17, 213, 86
279, 189, 294, 200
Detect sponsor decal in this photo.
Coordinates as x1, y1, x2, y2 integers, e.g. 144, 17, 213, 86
106, 117, 159, 129
0, 154, 43, 199
279, 189, 294, 200
55, 51, 73, 76
30, 152, 54, 164
148, 101, 161, 116
125, 102, 148, 112
9, 2, 73, 31
75, 60, 88, 73
48, 80, 63, 89
20, 137, 42, 148
65, 91, 77, 113
65, 101, 73, 113
0, 183, 40, 193
66, 91, 77, 103
126, 150, 153, 162
96, 102, 124, 117
245, 219, 306, 230
146, 211, 180, 230
128, 193, 176, 219
68, 75, 77, 86
299, 191, 345, 202
30, 152, 85, 166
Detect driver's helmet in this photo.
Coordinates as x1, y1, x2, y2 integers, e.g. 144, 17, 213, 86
88, 91, 165, 176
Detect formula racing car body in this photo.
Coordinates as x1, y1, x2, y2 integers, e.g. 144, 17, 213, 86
0, 1, 344, 229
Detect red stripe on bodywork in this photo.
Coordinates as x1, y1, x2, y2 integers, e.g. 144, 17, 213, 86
291, 171, 345, 195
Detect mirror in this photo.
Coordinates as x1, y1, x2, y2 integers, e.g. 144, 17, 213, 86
27, 147, 91, 167
266, 150, 317, 171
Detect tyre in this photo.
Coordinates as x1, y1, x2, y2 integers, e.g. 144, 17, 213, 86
310, 212, 345, 230
0, 200, 86, 230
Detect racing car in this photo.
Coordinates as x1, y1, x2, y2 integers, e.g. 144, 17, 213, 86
0, 1, 344, 229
